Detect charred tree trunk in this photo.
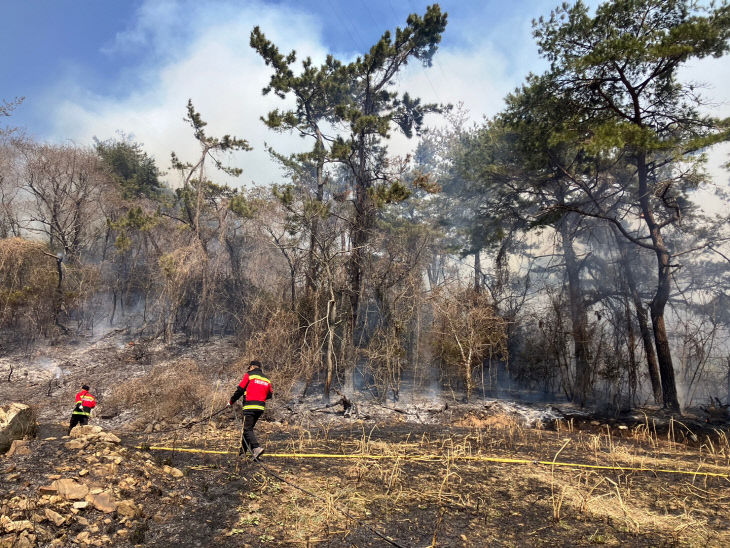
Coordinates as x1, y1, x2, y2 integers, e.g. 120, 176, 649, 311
289, 263, 296, 311
558, 213, 591, 406
345, 117, 375, 394
637, 154, 679, 412
110, 290, 117, 326
612, 227, 662, 404
625, 298, 638, 406
41, 251, 66, 331
635, 301, 662, 403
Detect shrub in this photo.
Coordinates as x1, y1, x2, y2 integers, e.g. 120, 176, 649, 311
106, 359, 213, 423
0, 237, 58, 340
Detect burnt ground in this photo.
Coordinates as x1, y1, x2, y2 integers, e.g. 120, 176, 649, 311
119, 417, 730, 548
2, 334, 730, 547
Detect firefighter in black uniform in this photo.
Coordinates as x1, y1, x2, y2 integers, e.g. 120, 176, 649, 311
228, 361, 273, 460
68, 384, 96, 434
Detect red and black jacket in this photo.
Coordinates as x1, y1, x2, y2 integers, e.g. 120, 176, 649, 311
72, 390, 96, 416
229, 368, 273, 411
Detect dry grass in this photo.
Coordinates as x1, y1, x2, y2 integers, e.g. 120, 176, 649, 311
106, 358, 215, 426
148, 410, 730, 546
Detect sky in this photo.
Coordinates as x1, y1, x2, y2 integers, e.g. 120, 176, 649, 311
1, 0, 729, 191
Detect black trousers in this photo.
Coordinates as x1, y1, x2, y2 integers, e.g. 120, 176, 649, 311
68, 414, 89, 433
240, 409, 263, 453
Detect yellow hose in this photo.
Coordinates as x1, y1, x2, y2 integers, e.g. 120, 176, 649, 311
134, 446, 730, 478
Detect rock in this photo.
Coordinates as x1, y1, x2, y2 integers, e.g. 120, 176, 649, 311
75, 531, 92, 545
163, 465, 184, 478
5, 440, 31, 458
116, 500, 139, 518
91, 464, 115, 477
44, 508, 65, 527
86, 491, 117, 513
52, 478, 89, 500
2, 519, 33, 533
70, 425, 102, 439
0, 403, 36, 454
39, 484, 57, 494
65, 439, 87, 450
0, 515, 11, 531
43, 437, 57, 441
15, 535, 34, 548
73, 501, 88, 510
78, 469, 89, 477
89, 487, 103, 495
16, 499, 34, 511
101, 433, 121, 444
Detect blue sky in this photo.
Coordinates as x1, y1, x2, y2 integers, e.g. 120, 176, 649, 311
1, 0, 728, 189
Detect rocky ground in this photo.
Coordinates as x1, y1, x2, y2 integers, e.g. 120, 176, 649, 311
1, 424, 195, 547
2, 333, 730, 547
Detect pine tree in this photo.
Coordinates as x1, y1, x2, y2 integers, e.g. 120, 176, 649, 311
530, 0, 730, 410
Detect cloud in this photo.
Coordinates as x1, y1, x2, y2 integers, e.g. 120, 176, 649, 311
387, 8, 549, 159
48, 1, 328, 188
44, 0, 557, 190
42, 0, 730, 201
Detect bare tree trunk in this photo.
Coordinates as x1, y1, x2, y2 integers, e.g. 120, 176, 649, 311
625, 298, 637, 407
612, 227, 662, 404
637, 154, 680, 412
306, 134, 325, 296
345, 121, 375, 395
474, 251, 481, 293
324, 293, 337, 402
559, 214, 591, 406
110, 290, 117, 326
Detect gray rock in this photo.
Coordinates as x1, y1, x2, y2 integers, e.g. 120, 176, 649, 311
0, 403, 36, 454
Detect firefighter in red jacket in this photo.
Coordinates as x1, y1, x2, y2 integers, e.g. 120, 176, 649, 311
228, 360, 272, 460
68, 384, 96, 434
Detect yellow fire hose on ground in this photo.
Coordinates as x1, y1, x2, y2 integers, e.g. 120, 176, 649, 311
134, 445, 730, 479
131, 437, 728, 547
